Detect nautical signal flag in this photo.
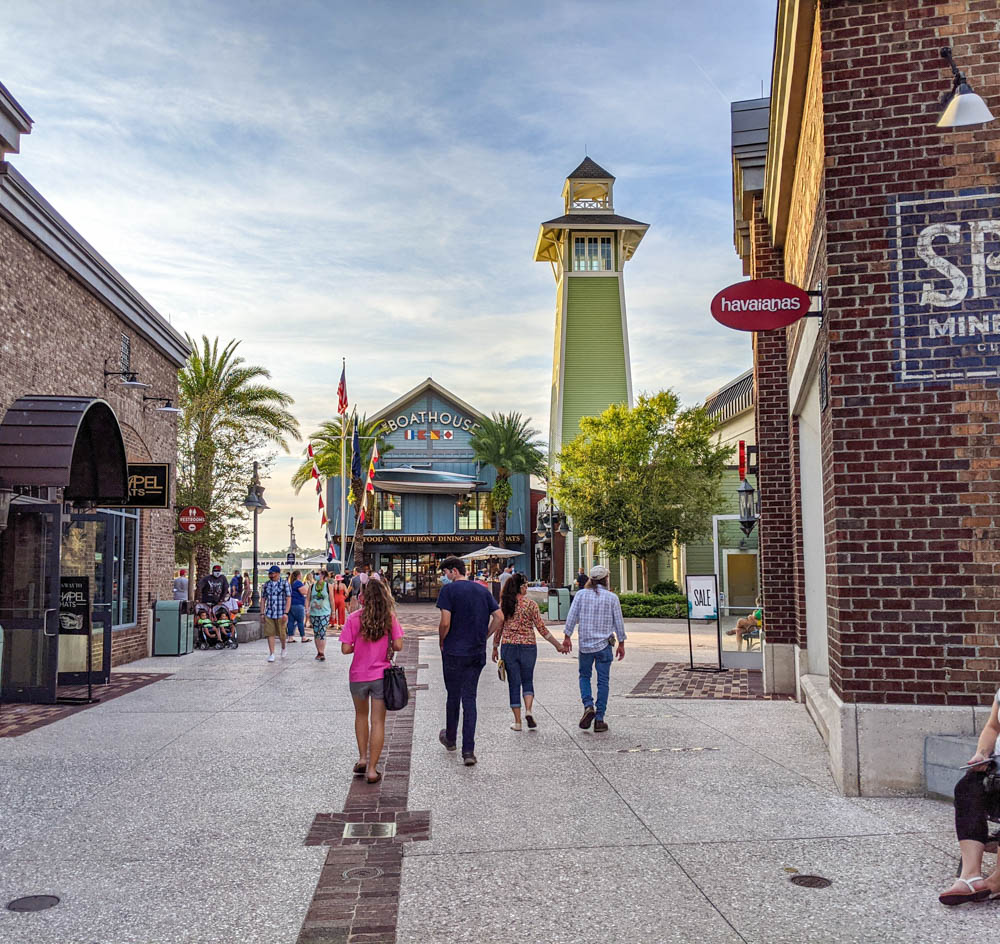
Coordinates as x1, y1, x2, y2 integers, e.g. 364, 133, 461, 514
318, 495, 324, 511
320, 511, 328, 527
307, 443, 315, 459
403, 428, 453, 440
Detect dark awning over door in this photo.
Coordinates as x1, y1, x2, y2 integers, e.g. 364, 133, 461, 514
0, 396, 128, 502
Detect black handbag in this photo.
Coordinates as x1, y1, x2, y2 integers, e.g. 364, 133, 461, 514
383, 635, 408, 711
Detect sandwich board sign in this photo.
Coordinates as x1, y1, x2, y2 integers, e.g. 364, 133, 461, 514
685, 574, 724, 673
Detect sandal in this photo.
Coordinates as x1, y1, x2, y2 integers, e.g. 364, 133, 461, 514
352, 763, 366, 776
510, 722, 522, 731
365, 771, 382, 784
939, 876, 990, 906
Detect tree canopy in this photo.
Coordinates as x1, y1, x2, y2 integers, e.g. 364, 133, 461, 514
555, 391, 731, 592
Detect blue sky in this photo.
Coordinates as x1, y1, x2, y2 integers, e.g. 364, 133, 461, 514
4, 0, 776, 550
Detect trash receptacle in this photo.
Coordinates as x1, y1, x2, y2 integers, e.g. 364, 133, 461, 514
548, 587, 571, 621
153, 601, 194, 656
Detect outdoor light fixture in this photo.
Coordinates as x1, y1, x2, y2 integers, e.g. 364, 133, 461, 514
142, 396, 183, 414
737, 478, 758, 537
102, 363, 150, 389
938, 47, 995, 128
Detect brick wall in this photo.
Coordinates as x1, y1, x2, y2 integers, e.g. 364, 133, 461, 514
750, 197, 799, 648
818, 0, 1000, 705
0, 215, 180, 667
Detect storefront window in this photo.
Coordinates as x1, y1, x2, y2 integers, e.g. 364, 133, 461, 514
458, 492, 493, 530
102, 508, 139, 628
374, 492, 402, 531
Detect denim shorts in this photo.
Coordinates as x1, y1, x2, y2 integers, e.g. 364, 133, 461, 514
311, 613, 329, 638
349, 678, 384, 700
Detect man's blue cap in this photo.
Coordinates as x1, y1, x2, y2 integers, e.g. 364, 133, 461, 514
268, 565, 281, 574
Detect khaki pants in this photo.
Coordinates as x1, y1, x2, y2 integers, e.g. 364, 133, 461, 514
262, 616, 287, 642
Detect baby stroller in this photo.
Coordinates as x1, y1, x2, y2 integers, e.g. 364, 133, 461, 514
194, 604, 223, 650
212, 604, 239, 649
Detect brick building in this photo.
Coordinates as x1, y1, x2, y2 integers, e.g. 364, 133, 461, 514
0, 80, 189, 701
732, 0, 1000, 794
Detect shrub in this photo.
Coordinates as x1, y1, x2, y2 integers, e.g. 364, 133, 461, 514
650, 579, 679, 595
617, 592, 687, 619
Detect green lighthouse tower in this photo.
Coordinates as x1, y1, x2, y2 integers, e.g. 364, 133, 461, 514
534, 158, 648, 580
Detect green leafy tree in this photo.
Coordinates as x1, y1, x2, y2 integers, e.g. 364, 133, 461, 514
555, 391, 731, 593
469, 412, 546, 547
291, 414, 391, 565
178, 336, 299, 583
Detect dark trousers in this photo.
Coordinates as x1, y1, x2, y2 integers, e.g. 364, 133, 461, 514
955, 769, 998, 843
442, 652, 486, 753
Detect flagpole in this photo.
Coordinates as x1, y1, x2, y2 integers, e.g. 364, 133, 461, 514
340, 359, 347, 575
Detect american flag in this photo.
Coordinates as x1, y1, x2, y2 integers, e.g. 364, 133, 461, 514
337, 364, 348, 415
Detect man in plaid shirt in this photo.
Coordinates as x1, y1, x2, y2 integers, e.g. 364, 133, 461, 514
562, 565, 626, 733
261, 565, 291, 663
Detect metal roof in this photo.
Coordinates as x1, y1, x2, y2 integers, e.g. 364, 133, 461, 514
567, 157, 615, 180
539, 213, 648, 228
0, 396, 128, 500
704, 369, 754, 423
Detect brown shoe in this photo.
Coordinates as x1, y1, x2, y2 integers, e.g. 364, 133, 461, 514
579, 706, 596, 729
593, 719, 609, 733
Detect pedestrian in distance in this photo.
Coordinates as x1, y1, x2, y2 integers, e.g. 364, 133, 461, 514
303, 571, 316, 636
562, 565, 626, 733
229, 568, 243, 601
308, 571, 334, 661
332, 575, 347, 631
493, 573, 565, 731
172, 569, 189, 601
198, 564, 230, 606
346, 566, 363, 614
575, 567, 588, 591
287, 570, 307, 642
436, 555, 503, 766
261, 565, 291, 662
340, 577, 404, 784
241, 572, 253, 608
498, 564, 515, 591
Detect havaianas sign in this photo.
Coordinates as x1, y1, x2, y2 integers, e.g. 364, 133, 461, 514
710, 279, 811, 331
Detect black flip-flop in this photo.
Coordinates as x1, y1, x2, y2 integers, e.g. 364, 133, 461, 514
365, 771, 382, 784
352, 763, 366, 776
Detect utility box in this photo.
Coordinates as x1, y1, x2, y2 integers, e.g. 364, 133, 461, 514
153, 601, 194, 656
547, 588, 571, 621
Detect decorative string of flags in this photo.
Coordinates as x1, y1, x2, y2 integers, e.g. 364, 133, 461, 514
403, 428, 453, 441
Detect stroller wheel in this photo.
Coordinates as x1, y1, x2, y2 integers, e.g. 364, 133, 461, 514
231, 640, 239, 649
214, 642, 224, 650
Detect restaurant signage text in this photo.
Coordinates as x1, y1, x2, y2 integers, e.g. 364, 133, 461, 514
710, 279, 811, 332
384, 409, 479, 434
371, 534, 524, 545
125, 463, 170, 508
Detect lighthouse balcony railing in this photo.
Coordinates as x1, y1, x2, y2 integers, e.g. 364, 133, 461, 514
570, 198, 612, 211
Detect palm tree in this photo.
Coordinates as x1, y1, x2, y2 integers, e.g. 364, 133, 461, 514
291, 414, 391, 565
469, 412, 546, 547
178, 336, 299, 580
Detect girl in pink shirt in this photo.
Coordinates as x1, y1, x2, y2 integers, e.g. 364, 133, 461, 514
340, 578, 404, 783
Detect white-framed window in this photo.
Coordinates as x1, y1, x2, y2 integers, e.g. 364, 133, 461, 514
572, 235, 613, 271
105, 508, 139, 628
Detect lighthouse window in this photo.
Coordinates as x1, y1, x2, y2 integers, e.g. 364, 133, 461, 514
573, 236, 613, 271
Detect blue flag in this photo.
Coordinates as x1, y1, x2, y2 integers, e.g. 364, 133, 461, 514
351, 419, 362, 480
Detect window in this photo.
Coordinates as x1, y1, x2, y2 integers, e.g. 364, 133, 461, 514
104, 508, 139, 627
374, 492, 402, 531
573, 235, 613, 271
120, 333, 131, 372
457, 492, 493, 531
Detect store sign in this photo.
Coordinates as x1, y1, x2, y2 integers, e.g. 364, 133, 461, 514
384, 409, 479, 434
59, 576, 91, 635
710, 279, 810, 331
124, 463, 170, 508
373, 534, 524, 545
178, 506, 207, 533
686, 575, 718, 620
893, 189, 1000, 384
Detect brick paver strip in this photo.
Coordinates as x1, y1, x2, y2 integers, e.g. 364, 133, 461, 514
298, 626, 432, 944
0, 672, 171, 737
630, 661, 793, 701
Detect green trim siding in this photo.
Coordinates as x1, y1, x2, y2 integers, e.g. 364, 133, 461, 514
561, 276, 628, 446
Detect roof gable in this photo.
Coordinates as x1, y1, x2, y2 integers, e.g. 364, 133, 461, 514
567, 157, 614, 180
369, 378, 485, 425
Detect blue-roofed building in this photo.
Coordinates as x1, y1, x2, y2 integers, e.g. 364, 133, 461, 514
327, 378, 533, 602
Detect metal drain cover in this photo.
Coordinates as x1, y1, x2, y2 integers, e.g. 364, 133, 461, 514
7, 895, 60, 912
342, 866, 384, 881
343, 822, 396, 839
789, 874, 832, 888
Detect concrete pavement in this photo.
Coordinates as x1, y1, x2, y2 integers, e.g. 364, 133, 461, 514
0, 605, 992, 943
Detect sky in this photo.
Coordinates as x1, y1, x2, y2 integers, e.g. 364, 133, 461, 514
4, 0, 776, 551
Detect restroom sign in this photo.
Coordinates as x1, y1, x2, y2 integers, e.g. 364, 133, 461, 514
893, 189, 1000, 384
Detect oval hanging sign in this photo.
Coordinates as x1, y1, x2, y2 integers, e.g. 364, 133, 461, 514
711, 279, 811, 331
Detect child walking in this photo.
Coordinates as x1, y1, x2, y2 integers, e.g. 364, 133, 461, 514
340, 578, 404, 784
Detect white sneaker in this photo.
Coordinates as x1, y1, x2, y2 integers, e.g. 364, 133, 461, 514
267, 653, 276, 663
280, 648, 287, 658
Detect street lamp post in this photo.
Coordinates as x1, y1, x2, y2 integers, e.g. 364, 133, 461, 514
243, 461, 269, 613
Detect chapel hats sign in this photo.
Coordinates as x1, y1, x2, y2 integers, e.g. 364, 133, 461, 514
710, 279, 811, 331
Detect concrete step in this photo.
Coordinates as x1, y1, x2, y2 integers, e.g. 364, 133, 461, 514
925, 734, 979, 800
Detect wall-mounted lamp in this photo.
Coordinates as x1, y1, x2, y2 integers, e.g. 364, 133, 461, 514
142, 396, 183, 414
938, 47, 995, 128
737, 478, 758, 537
103, 358, 150, 390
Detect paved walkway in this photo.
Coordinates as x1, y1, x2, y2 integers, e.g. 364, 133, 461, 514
0, 605, 993, 943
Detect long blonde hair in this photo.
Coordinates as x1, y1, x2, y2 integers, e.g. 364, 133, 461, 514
360, 577, 395, 642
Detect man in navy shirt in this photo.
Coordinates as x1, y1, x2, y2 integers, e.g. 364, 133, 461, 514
436, 555, 503, 766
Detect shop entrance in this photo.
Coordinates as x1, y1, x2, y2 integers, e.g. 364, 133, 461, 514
380, 553, 444, 603
0, 504, 62, 703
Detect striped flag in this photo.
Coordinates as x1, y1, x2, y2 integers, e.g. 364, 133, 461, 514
307, 442, 315, 459
337, 365, 348, 415
364, 442, 380, 495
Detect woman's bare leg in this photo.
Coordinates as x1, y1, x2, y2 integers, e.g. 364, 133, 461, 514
352, 694, 370, 765
367, 698, 387, 777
